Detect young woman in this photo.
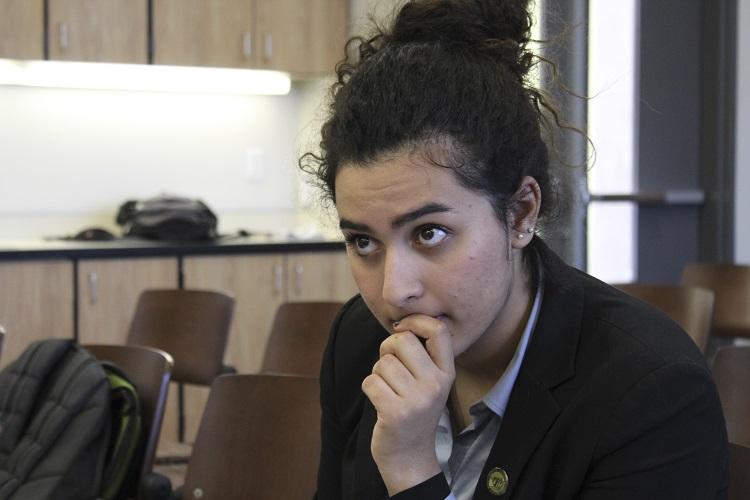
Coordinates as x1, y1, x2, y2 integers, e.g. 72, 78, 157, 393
301, 1, 729, 498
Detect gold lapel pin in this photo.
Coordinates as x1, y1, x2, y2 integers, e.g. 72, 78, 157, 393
486, 467, 509, 496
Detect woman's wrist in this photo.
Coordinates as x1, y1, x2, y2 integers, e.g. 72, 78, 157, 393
379, 456, 443, 497
388, 471, 451, 500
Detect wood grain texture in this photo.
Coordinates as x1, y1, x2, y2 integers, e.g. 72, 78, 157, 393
152, 0, 255, 67
0, 0, 44, 59
48, 0, 148, 63
0, 260, 74, 369
286, 251, 358, 302
255, 0, 348, 75
77, 257, 178, 345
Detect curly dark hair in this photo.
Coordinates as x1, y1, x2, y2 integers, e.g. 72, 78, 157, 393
300, 0, 559, 234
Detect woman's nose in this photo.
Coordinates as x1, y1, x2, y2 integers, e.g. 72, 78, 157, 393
381, 249, 423, 308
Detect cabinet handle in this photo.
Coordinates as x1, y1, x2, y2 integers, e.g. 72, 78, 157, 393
58, 22, 69, 52
273, 264, 283, 295
294, 264, 304, 296
242, 31, 253, 59
88, 272, 98, 305
263, 32, 273, 62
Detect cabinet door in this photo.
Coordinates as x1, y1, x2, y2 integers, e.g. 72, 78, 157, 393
255, 0, 348, 75
0, 260, 74, 369
286, 250, 358, 302
152, 0, 256, 68
48, 0, 148, 63
77, 257, 178, 345
0, 0, 44, 60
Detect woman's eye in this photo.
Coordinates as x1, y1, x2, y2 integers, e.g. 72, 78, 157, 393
416, 226, 448, 247
345, 235, 379, 256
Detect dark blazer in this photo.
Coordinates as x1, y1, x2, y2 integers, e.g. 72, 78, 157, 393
316, 247, 729, 499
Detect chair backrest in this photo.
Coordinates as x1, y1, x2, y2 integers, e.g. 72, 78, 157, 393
182, 374, 321, 499
126, 289, 234, 385
83, 344, 173, 487
681, 263, 750, 338
614, 283, 715, 352
712, 346, 750, 447
730, 441, 750, 500
260, 301, 343, 376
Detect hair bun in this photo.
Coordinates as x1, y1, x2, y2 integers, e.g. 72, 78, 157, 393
389, 0, 533, 76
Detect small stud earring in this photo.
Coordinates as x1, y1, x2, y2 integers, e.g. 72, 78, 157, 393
527, 227, 534, 234
518, 233, 525, 240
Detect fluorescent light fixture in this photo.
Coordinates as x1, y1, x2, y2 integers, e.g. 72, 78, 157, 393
0, 59, 291, 95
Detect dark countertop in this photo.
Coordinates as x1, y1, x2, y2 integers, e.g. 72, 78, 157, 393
0, 235, 346, 261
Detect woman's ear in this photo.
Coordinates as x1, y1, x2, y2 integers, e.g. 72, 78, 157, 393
509, 176, 541, 249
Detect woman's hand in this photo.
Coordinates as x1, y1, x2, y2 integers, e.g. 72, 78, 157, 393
362, 314, 456, 495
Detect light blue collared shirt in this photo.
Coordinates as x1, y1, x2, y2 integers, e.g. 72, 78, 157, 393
437, 279, 543, 500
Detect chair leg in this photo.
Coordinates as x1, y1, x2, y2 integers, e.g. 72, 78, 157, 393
177, 383, 185, 444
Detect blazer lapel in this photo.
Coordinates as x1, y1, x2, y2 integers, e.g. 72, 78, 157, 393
473, 245, 585, 499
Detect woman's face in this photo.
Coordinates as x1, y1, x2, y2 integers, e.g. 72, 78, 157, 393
335, 151, 536, 365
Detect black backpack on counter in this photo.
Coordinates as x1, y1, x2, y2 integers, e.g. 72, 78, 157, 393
116, 196, 218, 242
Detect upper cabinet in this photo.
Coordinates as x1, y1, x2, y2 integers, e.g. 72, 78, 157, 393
254, 0, 348, 75
47, 0, 148, 63
153, 0, 348, 76
152, 0, 256, 68
0, 0, 44, 60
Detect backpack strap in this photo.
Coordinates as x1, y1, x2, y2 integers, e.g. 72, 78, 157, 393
99, 361, 142, 500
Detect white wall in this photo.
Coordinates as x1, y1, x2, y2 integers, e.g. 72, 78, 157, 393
0, 79, 336, 239
737, 0, 750, 264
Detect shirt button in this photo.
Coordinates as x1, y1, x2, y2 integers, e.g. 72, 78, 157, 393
486, 467, 509, 496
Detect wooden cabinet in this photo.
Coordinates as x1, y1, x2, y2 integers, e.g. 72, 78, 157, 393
286, 250, 358, 301
77, 257, 178, 345
0, 0, 44, 60
152, 0, 348, 75
182, 250, 355, 373
152, 0, 256, 68
0, 260, 74, 369
47, 0, 148, 63
255, 0, 348, 75
167, 250, 355, 443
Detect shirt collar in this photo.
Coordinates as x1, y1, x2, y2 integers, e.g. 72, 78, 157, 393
481, 275, 544, 418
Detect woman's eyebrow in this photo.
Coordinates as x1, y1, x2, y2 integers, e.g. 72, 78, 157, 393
339, 202, 453, 233
391, 202, 453, 229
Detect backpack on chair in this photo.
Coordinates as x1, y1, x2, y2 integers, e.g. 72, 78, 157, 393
0, 339, 143, 500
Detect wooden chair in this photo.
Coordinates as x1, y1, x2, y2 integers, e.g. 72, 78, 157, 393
712, 346, 750, 448
261, 301, 343, 376
126, 289, 235, 444
730, 441, 750, 500
83, 344, 173, 498
681, 263, 750, 339
614, 284, 715, 352
176, 374, 321, 499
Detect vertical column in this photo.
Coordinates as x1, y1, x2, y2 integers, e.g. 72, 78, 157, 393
538, 0, 589, 270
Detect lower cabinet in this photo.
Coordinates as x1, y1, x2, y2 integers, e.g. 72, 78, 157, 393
77, 257, 179, 345
165, 250, 357, 444
0, 260, 74, 369
0, 249, 355, 446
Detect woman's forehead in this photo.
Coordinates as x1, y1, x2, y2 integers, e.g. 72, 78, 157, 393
334, 158, 488, 223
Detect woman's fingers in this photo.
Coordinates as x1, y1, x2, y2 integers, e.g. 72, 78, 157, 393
371, 352, 416, 397
391, 315, 455, 377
